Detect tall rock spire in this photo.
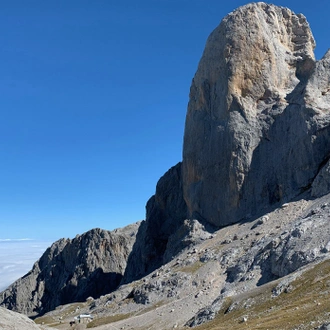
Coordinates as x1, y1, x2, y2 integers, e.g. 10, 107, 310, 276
182, 2, 330, 226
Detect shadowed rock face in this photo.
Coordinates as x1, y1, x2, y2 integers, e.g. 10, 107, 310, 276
182, 2, 330, 227
123, 163, 187, 282
0, 224, 139, 317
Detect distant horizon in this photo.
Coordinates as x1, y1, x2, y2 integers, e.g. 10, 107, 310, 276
0, 238, 34, 242
0, 239, 52, 291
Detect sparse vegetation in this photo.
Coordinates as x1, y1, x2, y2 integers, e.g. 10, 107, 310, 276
86, 313, 133, 328
34, 302, 87, 327
34, 315, 57, 325
179, 261, 203, 274
59, 302, 87, 316
195, 260, 330, 330
135, 300, 166, 316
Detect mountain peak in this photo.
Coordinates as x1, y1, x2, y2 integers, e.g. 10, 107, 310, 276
182, 2, 329, 227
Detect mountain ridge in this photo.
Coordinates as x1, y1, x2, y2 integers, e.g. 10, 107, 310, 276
0, 223, 140, 316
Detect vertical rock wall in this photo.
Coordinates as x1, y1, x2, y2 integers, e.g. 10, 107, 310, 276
182, 2, 330, 226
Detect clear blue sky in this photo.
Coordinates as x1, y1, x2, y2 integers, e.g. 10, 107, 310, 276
1, 0, 329, 241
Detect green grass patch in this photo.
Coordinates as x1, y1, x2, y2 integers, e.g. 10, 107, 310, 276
34, 315, 56, 325
179, 261, 203, 274
86, 313, 132, 328
64, 302, 86, 313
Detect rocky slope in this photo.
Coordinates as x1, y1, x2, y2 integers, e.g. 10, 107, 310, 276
33, 192, 330, 330
0, 223, 139, 317
0, 307, 50, 330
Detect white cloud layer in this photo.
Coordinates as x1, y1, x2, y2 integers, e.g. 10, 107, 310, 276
0, 240, 52, 292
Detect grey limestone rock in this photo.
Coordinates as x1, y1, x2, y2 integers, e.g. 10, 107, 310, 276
186, 306, 217, 327
122, 2, 330, 285
270, 202, 330, 277
130, 271, 191, 306
123, 163, 187, 282
187, 197, 330, 328
222, 201, 330, 287
163, 219, 214, 263
312, 158, 330, 198
186, 296, 223, 327
0, 224, 139, 317
182, 2, 330, 227
0, 307, 41, 330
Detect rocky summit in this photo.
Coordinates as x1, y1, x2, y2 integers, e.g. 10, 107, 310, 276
1, 2, 330, 330
183, 2, 330, 227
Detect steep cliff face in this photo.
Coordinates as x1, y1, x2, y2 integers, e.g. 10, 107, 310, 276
124, 163, 217, 283
0, 224, 139, 317
124, 163, 188, 282
182, 2, 330, 226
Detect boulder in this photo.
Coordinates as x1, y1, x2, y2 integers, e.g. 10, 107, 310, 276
0, 307, 41, 330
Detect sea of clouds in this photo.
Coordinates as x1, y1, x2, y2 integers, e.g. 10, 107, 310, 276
0, 239, 52, 291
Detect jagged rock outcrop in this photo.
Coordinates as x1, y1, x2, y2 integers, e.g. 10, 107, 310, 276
0, 307, 43, 330
124, 163, 216, 283
182, 2, 330, 226
0, 224, 139, 317
124, 163, 188, 282
186, 196, 330, 327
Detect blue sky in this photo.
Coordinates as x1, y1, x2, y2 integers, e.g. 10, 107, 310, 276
0, 0, 329, 242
